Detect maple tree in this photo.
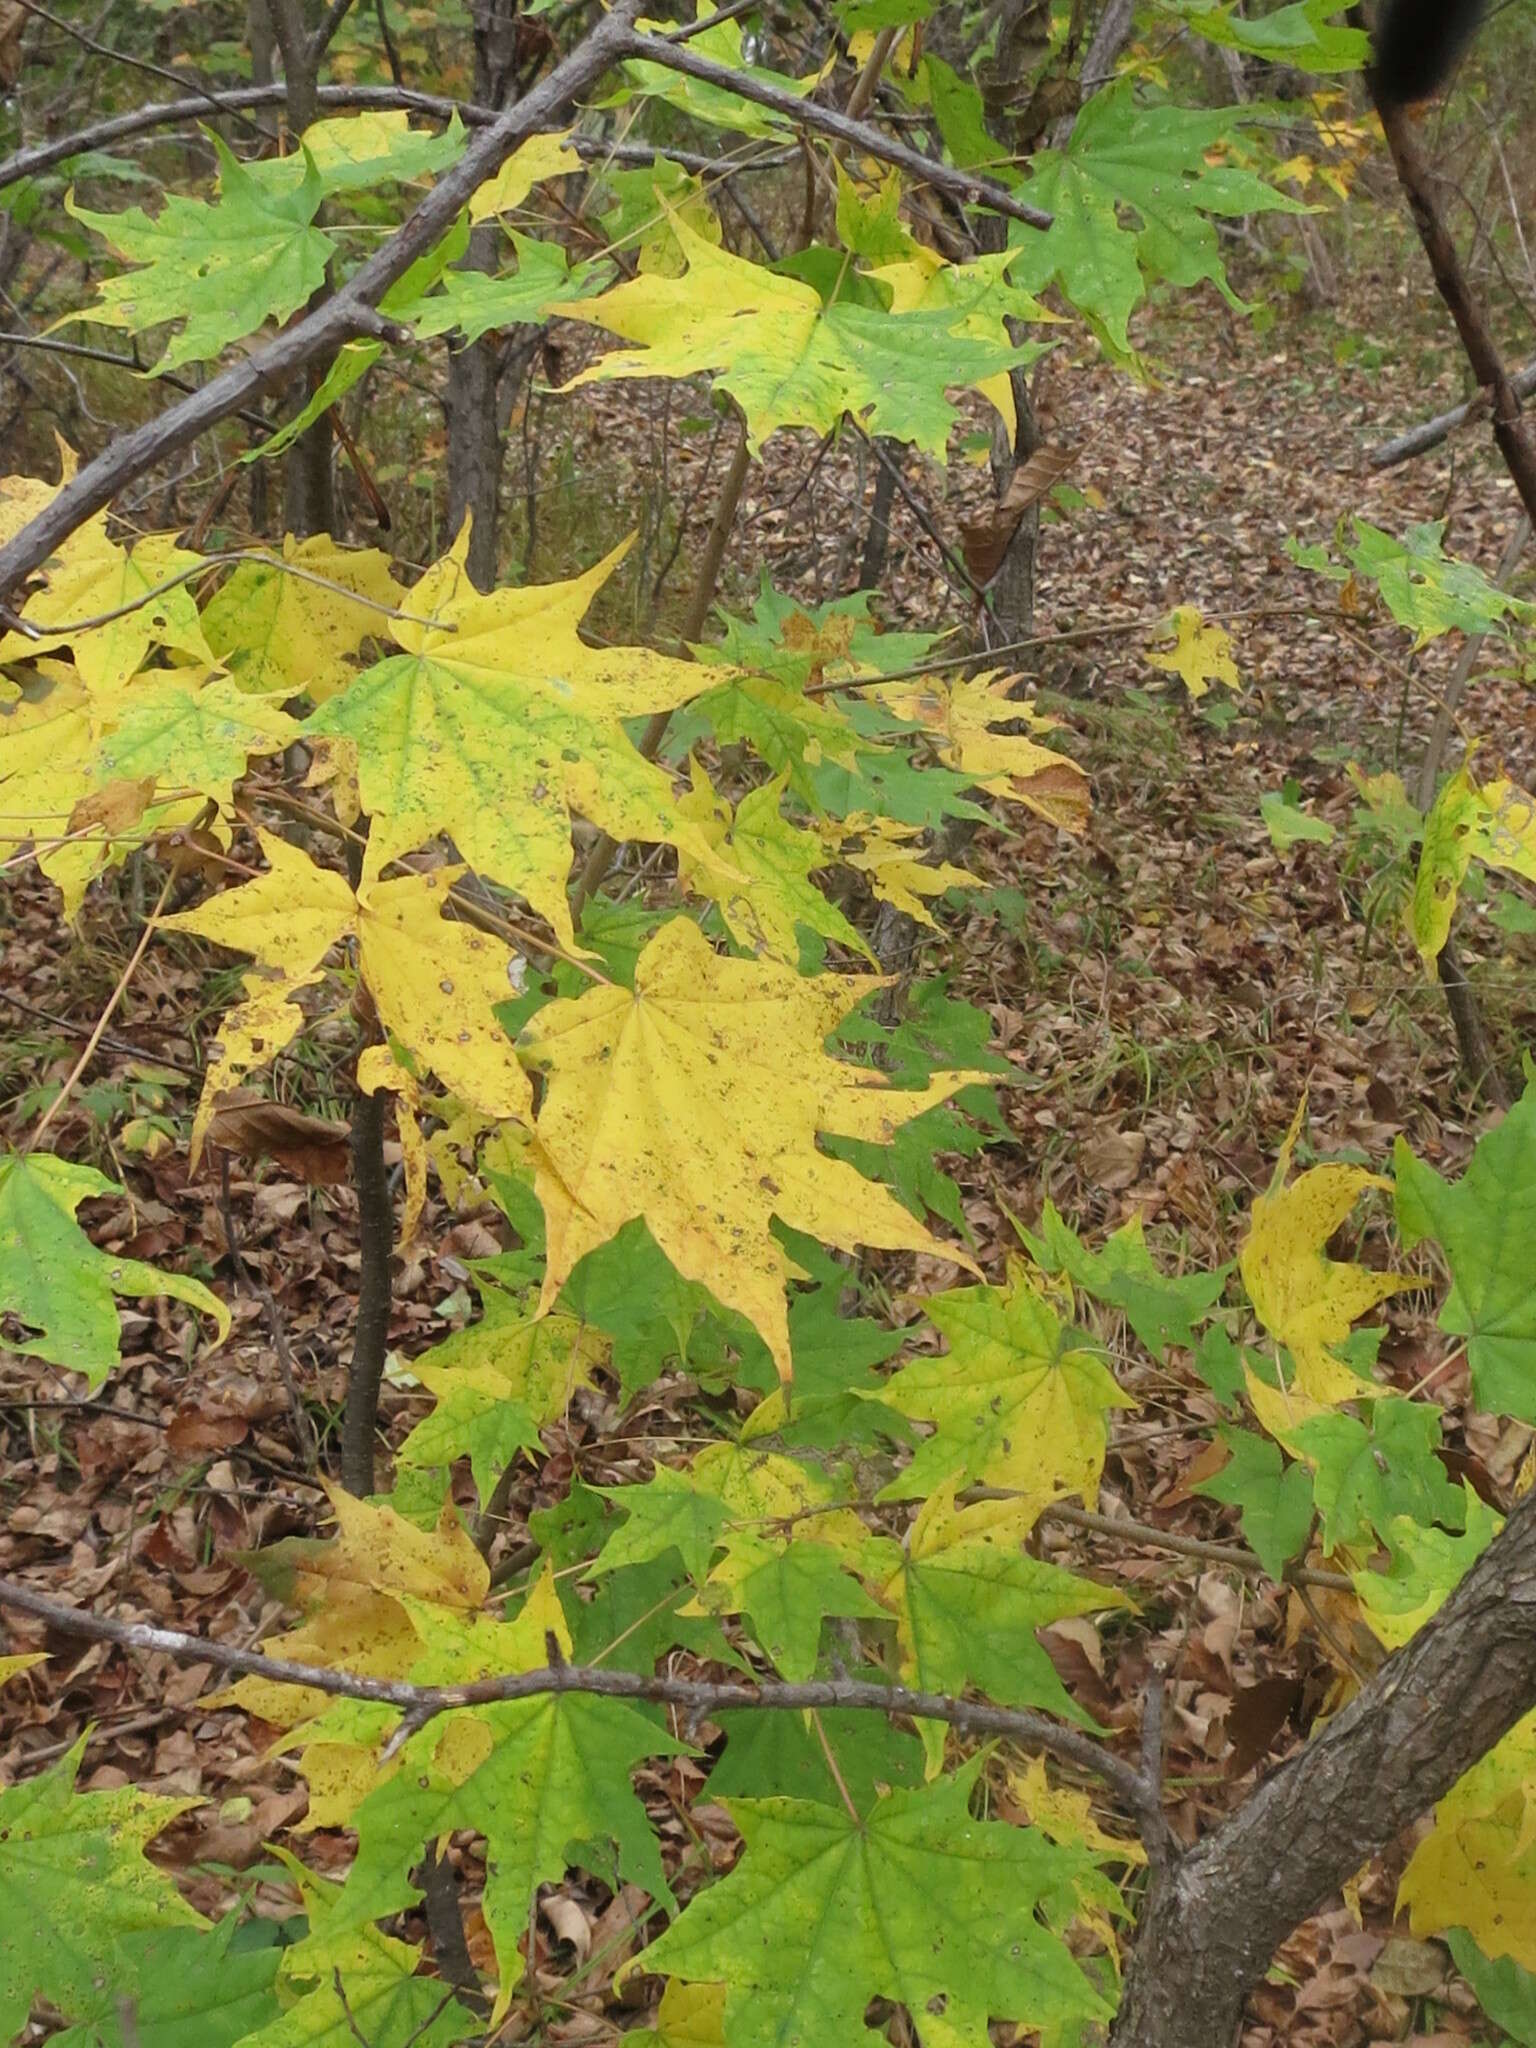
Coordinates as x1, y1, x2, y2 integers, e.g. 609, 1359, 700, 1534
0, 3, 1533, 2048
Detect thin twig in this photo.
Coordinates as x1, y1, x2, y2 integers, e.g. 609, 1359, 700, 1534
11, 0, 277, 139
0, 1573, 1165, 1843
27, 873, 174, 1151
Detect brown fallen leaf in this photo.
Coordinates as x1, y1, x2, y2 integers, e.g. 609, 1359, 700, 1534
960, 445, 1080, 587
67, 777, 157, 837
204, 1096, 352, 1183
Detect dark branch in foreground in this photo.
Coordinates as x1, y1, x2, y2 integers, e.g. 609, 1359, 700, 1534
612, 26, 1054, 232
0, 1571, 1169, 1851
0, 82, 791, 194
0, 2, 646, 611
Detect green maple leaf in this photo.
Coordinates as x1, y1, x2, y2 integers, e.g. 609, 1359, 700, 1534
0, 1153, 229, 1389
1287, 1397, 1466, 1553
334, 1575, 682, 2005
408, 232, 588, 346
677, 769, 872, 963
1395, 1085, 1536, 1419
0, 1740, 203, 2040
1024, 1200, 1228, 1360
564, 216, 1030, 458
51, 1919, 282, 2048
396, 1293, 603, 1502
881, 1490, 1128, 1730
1336, 521, 1536, 648
1354, 1497, 1499, 1648
1194, 1426, 1314, 1579
640, 1764, 1114, 2048
239, 1856, 477, 2048
590, 1465, 732, 1585
701, 1532, 887, 1681
1014, 85, 1304, 352
709, 1696, 925, 1812
67, 134, 331, 370
304, 535, 727, 955
1163, 0, 1370, 70
675, 673, 868, 809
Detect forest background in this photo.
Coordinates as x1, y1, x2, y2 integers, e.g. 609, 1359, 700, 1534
1, 2, 1535, 2046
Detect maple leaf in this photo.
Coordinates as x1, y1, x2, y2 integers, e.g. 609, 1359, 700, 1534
639, 1761, 1114, 2048
0, 663, 299, 915
880, 1260, 1132, 1506
0, 1739, 203, 2041
1399, 1711, 1536, 1969
1409, 769, 1536, 965
199, 535, 399, 699
878, 1487, 1130, 1741
407, 232, 585, 346
589, 1463, 733, 1586
304, 534, 728, 955
1354, 1498, 1498, 1649
675, 766, 872, 961
1239, 1101, 1408, 1407
329, 1569, 683, 2020
1013, 84, 1304, 353
864, 671, 1090, 831
164, 835, 532, 1157
872, 242, 1054, 442
562, 214, 1031, 458
1023, 1199, 1228, 1361
518, 917, 984, 1378
0, 503, 213, 700
237, 1853, 476, 2048
1144, 605, 1241, 698
65, 134, 331, 370
1395, 1083, 1536, 1419
837, 813, 975, 929
693, 1528, 886, 1681
1007, 1753, 1147, 1865
466, 129, 582, 219
396, 1290, 606, 1501
0, 1152, 229, 1390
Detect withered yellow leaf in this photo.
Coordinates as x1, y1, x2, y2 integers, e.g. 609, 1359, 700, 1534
519, 917, 984, 1378
864, 671, 1089, 832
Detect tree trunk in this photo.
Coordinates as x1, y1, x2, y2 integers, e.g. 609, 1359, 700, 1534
445, 0, 522, 589
1111, 1481, 1536, 2046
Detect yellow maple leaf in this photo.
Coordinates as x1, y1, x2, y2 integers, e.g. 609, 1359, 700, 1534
838, 814, 974, 929
1144, 606, 1240, 699
468, 128, 582, 220
1399, 1711, 1536, 1968
1239, 1101, 1407, 1407
165, 832, 532, 1158
864, 671, 1089, 831
1007, 1754, 1147, 1865
200, 533, 399, 699
305, 530, 731, 956
0, 459, 213, 700
518, 917, 984, 1378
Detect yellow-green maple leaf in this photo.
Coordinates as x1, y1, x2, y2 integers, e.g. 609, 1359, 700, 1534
865, 671, 1090, 831
303, 533, 730, 954
0, 460, 212, 699
0, 664, 297, 915
879, 1259, 1132, 1506
1239, 1101, 1407, 1408
164, 833, 531, 1158
1144, 605, 1240, 699
560, 214, 1031, 459
1410, 768, 1536, 965
675, 765, 872, 961
467, 128, 582, 220
518, 917, 983, 1378
200, 534, 399, 699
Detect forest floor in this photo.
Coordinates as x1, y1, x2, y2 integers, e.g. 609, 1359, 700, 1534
2, 184, 1535, 2047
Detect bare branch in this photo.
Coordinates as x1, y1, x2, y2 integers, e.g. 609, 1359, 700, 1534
1369, 355, 1536, 469
0, 84, 790, 197
0, 1572, 1162, 1839
0, 2, 646, 610
612, 27, 1054, 233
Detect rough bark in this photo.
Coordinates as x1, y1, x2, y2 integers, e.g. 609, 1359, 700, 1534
1111, 1481, 1536, 2047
